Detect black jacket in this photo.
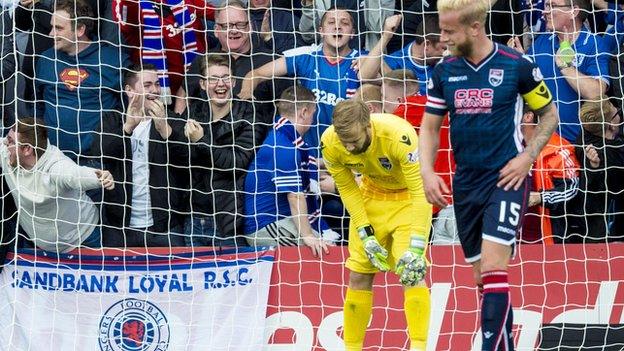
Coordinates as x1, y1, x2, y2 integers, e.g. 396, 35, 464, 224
90, 111, 190, 233
188, 98, 272, 238
573, 132, 624, 242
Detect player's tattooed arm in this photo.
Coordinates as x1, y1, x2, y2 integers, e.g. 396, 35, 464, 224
498, 102, 559, 191
525, 102, 559, 161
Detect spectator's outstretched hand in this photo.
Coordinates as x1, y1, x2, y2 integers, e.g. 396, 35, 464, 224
95, 170, 115, 190
302, 234, 330, 257
585, 144, 601, 168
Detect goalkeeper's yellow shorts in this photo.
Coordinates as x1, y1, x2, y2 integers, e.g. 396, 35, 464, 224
346, 183, 432, 274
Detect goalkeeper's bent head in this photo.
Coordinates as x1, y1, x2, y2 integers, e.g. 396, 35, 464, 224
332, 100, 373, 155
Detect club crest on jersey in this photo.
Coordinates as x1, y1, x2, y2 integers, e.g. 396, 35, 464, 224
378, 157, 392, 171
427, 78, 434, 90
532, 67, 544, 82
488, 69, 504, 87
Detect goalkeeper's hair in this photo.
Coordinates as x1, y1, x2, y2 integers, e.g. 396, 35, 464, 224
123, 63, 158, 87
198, 54, 232, 77
278, 86, 316, 118
15, 117, 48, 159
580, 99, 614, 137
54, 0, 95, 37
332, 100, 371, 131
437, 0, 489, 26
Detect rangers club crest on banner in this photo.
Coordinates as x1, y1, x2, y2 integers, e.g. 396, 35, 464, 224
99, 299, 170, 351
488, 69, 504, 87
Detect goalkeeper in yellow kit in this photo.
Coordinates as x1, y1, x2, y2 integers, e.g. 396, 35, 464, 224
321, 99, 432, 351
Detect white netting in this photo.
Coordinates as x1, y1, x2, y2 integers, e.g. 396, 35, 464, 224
0, 0, 622, 350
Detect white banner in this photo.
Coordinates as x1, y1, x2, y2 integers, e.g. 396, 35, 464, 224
0, 248, 274, 351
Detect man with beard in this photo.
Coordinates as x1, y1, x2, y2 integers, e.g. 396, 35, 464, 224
419, 0, 559, 349
183, 54, 271, 247
321, 100, 432, 351
239, 6, 363, 149
359, 14, 447, 96
90, 63, 189, 247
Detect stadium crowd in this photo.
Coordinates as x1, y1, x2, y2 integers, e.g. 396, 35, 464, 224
0, 0, 622, 254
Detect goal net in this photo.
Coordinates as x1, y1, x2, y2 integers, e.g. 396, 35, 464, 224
0, 0, 623, 350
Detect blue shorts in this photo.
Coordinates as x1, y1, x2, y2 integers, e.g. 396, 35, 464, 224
453, 179, 528, 263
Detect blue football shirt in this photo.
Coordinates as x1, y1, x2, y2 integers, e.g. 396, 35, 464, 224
426, 43, 553, 188
285, 47, 364, 148
384, 41, 433, 96
527, 27, 610, 142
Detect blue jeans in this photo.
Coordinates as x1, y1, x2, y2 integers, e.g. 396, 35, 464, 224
184, 215, 237, 247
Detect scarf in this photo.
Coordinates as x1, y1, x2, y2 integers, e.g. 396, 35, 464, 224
140, 0, 199, 104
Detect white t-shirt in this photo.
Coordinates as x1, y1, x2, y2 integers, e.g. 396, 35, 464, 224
129, 120, 154, 228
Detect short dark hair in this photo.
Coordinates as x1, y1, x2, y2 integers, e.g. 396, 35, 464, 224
571, 0, 590, 22
15, 117, 47, 159
278, 86, 316, 118
320, 6, 355, 28
199, 54, 232, 77
123, 62, 158, 87
54, 0, 95, 37
413, 15, 441, 45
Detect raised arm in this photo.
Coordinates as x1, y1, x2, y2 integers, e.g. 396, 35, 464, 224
238, 57, 288, 100
359, 15, 402, 82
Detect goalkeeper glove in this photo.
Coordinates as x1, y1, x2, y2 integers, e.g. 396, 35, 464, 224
396, 235, 427, 287
358, 225, 390, 272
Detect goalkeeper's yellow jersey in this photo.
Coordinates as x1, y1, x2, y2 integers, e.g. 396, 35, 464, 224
321, 113, 431, 232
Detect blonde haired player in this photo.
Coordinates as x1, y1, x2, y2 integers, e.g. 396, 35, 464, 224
421, 0, 558, 349
321, 100, 432, 351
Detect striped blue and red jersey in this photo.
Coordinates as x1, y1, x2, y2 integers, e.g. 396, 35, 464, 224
425, 43, 553, 187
